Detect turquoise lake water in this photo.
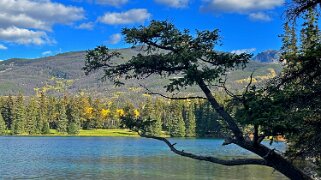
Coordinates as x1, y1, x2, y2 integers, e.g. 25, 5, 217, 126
0, 137, 288, 179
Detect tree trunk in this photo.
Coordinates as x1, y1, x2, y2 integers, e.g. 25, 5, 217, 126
197, 79, 311, 180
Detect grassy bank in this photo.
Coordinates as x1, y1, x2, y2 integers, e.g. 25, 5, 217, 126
1, 129, 140, 137
78, 129, 139, 137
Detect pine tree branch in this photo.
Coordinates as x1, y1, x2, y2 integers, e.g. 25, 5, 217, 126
140, 134, 270, 166
286, 0, 321, 20
139, 84, 207, 100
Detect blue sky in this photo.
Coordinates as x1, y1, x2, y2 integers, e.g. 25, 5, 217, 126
0, 0, 287, 60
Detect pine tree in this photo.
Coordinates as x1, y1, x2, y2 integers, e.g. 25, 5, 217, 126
300, 8, 320, 52
39, 93, 50, 134
141, 98, 162, 136
168, 101, 185, 137
185, 103, 196, 137
56, 101, 68, 133
281, 22, 298, 60
2, 96, 14, 130
25, 98, 37, 134
12, 95, 26, 134
47, 97, 58, 129
66, 98, 80, 134
152, 98, 163, 136
0, 113, 6, 135
195, 101, 206, 136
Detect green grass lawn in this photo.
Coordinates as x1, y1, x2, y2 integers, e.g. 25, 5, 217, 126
78, 129, 139, 137
2, 129, 173, 137
2, 129, 140, 137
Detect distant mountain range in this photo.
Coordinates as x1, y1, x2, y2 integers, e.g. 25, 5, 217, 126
253, 50, 280, 63
0, 48, 282, 97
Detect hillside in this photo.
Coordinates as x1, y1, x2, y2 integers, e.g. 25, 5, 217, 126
0, 47, 282, 97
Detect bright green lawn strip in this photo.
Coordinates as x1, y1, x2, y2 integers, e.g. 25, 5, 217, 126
2, 129, 170, 137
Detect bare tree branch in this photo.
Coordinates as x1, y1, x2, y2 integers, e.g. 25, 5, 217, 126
245, 72, 255, 94
139, 84, 207, 100
286, 0, 321, 20
141, 134, 270, 166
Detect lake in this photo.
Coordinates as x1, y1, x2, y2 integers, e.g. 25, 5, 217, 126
0, 137, 287, 180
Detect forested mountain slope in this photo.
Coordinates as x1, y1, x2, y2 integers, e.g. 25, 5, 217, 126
0, 48, 282, 96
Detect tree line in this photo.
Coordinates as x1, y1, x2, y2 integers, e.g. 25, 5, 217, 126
0, 93, 223, 137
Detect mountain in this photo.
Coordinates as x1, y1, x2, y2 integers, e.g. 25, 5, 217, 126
0, 48, 282, 97
253, 50, 280, 63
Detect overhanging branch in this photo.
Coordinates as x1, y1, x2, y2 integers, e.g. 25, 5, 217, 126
139, 84, 207, 100
141, 134, 270, 166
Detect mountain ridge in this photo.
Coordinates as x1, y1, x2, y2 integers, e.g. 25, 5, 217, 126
0, 48, 282, 97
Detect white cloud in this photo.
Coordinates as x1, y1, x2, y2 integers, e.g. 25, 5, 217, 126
0, 44, 7, 50
231, 48, 256, 55
76, 22, 94, 30
0, 0, 84, 45
201, 0, 284, 13
154, 0, 189, 8
0, 26, 52, 45
74, 0, 128, 7
96, 0, 128, 7
98, 9, 151, 25
42, 50, 52, 56
249, 12, 272, 21
108, 33, 122, 44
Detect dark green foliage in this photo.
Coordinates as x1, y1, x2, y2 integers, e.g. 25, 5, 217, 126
286, 0, 321, 20
280, 21, 298, 59
25, 98, 37, 134
233, 8, 321, 166
0, 94, 226, 137
39, 93, 50, 134
300, 8, 320, 52
84, 21, 250, 92
0, 113, 5, 135
2, 96, 14, 129
67, 122, 80, 135
56, 101, 68, 133
141, 98, 161, 136
184, 104, 196, 137
167, 101, 185, 137
66, 98, 81, 135
12, 95, 26, 134
195, 102, 221, 137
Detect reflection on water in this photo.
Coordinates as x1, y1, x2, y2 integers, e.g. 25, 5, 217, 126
0, 137, 288, 180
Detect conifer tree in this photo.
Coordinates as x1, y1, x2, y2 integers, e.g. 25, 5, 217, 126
12, 94, 26, 134
25, 98, 37, 134
152, 98, 163, 136
2, 96, 14, 130
140, 98, 162, 136
281, 22, 298, 59
0, 113, 6, 135
39, 93, 50, 134
47, 97, 58, 129
66, 98, 81, 134
300, 8, 320, 52
56, 101, 68, 133
185, 103, 196, 137
168, 101, 185, 137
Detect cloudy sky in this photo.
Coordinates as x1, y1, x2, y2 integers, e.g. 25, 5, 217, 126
0, 0, 288, 60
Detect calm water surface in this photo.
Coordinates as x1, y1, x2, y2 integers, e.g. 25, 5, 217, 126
0, 137, 288, 180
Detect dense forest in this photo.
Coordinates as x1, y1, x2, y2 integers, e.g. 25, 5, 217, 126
0, 93, 226, 137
